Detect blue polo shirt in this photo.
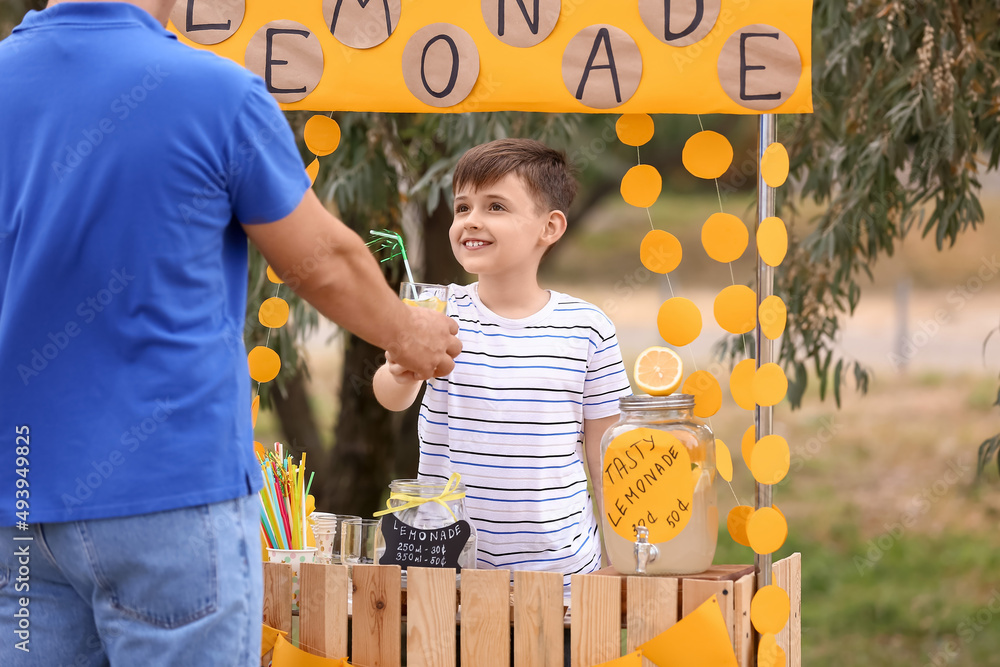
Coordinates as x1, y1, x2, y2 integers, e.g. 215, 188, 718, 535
0, 3, 311, 524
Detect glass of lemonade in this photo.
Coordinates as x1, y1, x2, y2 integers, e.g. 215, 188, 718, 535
400, 282, 448, 313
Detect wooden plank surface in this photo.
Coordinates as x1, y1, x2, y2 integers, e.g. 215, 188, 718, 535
352, 564, 402, 667
775, 553, 802, 667
513, 570, 564, 667
407, 568, 458, 667
570, 575, 621, 667
625, 576, 678, 667
299, 563, 349, 660
262, 562, 292, 635
771, 557, 790, 654
681, 579, 735, 643
732, 574, 755, 667
461, 569, 511, 667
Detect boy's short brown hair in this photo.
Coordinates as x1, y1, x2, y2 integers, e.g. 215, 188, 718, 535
452, 139, 578, 214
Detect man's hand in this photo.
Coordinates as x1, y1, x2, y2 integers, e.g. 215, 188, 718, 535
385, 308, 461, 381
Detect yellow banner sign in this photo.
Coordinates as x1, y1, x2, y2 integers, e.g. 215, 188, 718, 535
169, 0, 812, 114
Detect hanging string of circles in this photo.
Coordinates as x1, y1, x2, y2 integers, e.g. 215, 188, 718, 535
248, 114, 342, 429
616, 114, 796, 657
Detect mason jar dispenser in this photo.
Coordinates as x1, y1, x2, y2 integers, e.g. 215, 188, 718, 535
600, 394, 718, 575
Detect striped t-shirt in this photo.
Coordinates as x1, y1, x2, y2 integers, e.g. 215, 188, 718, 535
417, 283, 633, 585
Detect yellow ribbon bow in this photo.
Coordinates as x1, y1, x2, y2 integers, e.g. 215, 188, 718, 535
373, 473, 464, 523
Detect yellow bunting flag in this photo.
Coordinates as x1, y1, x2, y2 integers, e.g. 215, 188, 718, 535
272, 634, 348, 666
701, 213, 748, 264
747, 506, 788, 555
261, 623, 288, 658
305, 158, 320, 185
759, 295, 787, 340
757, 632, 786, 667
266, 265, 284, 284
753, 363, 788, 407
729, 359, 756, 411
638, 594, 739, 667
682, 131, 733, 180
259, 297, 290, 328
616, 113, 654, 147
621, 164, 662, 208
595, 650, 643, 667
251, 396, 260, 429
757, 217, 788, 267
714, 285, 757, 335
682, 370, 721, 418
760, 143, 790, 188
751, 435, 790, 485
740, 425, 756, 467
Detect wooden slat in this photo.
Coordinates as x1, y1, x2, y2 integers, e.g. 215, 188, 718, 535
461, 569, 511, 667
262, 562, 292, 635
681, 579, 734, 643
773, 553, 802, 667
570, 575, 620, 667
771, 558, 790, 654
299, 563, 349, 660
626, 577, 678, 667
732, 574, 755, 667
352, 564, 402, 667
407, 568, 458, 667
513, 571, 564, 667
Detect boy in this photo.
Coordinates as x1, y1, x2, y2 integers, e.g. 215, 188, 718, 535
374, 139, 633, 585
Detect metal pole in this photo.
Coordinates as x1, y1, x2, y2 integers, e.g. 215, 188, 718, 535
754, 113, 776, 595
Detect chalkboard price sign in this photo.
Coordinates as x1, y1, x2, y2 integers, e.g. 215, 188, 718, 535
378, 516, 472, 570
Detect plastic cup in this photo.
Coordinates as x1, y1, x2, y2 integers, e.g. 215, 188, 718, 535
341, 518, 379, 566
267, 547, 318, 611
400, 282, 448, 313
309, 512, 338, 565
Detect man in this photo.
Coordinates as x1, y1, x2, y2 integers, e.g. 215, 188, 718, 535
0, 1, 460, 664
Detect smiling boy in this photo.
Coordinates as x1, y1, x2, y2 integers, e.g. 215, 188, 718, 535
374, 139, 633, 584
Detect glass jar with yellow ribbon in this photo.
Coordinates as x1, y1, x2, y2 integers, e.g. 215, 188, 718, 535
373, 473, 477, 572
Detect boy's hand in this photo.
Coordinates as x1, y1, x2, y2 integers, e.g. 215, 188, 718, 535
384, 350, 422, 384
388, 306, 461, 380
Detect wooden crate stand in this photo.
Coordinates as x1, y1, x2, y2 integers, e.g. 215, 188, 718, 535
262, 553, 801, 667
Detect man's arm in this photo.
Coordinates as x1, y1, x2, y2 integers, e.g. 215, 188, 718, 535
584, 414, 618, 521
242, 190, 460, 380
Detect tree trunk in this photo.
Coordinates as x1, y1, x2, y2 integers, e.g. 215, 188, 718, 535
270, 368, 328, 506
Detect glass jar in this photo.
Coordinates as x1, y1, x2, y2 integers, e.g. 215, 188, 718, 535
373, 478, 478, 572
600, 394, 717, 575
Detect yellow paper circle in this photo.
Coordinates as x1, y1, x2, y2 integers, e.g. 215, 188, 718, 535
757, 216, 788, 267
714, 285, 757, 335
757, 633, 784, 667
305, 158, 320, 185
682, 371, 721, 418
730, 359, 756, 411
259, 297, 290, 328
715, 439, 733, 483
682, 130, 733, 180
741, 425, 756, 467
753, 363, 788, 406
621, 164, 662, 208
759, 296, 787, 340
747, 506, 788, 555
727, 505, 753, 547
760, 142, 790, 188
701, 213, 749, 263
266, 265, 284, 284
602, 428, 694, 544
251, 395, 260, 429
751, 435, 790, 485
304, 114, 341, 156
248, 346, 281, 383
751, 585, 791, 635
616, 113, 655, 147
640, 229, 682, 274
657, 297, 702, 347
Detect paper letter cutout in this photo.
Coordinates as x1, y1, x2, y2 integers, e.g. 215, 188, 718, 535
323, 0, 400, 50
402, 24, 480, 107
639, 594, 739, 666
245, 21, 324, 103
718, 24, 802, 111
639, 0, 721, 48
482, 0, 560, 48
169, 0, 244, 45
562, 25, 642, 109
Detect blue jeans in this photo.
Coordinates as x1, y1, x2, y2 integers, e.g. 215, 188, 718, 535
0, 496, 262, 666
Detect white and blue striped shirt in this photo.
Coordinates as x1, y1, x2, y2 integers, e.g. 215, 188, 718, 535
417, 283, 633, 585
